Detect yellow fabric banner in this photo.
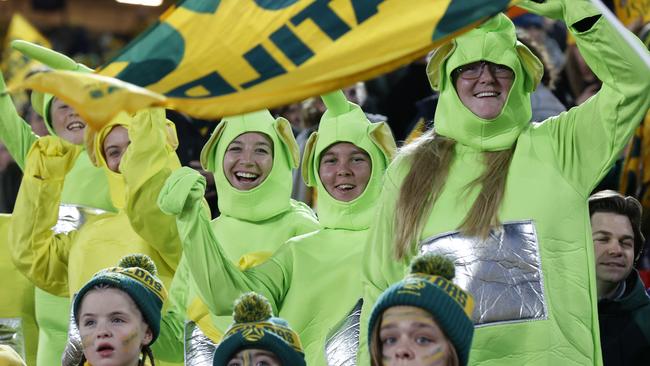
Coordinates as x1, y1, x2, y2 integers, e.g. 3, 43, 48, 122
1, 13, 51, 89
17, 0, 517, 126
613, 0, 650, 26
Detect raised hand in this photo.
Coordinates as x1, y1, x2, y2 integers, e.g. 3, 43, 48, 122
25, 135, 82, 180
157, 166, 206, 216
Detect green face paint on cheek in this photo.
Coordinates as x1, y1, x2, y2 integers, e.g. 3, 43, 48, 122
421, 344, 447, 365
81, 334, 94, 349
121, 330, 140, 346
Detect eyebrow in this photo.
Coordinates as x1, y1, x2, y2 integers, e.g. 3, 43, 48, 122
593, 230, 634, 240
229, 140, 272, 148
381, 322, 437, 330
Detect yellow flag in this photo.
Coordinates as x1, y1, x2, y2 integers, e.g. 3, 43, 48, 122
16, 71, 166, 129
1, 13, 51, 89
94, 0, 516, 121
613, 0, 650, 27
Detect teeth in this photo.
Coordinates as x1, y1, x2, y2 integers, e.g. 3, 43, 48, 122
475, 92, 498, 98
337, 184, 354, 190
235, 172, 258, 179
68, 122, 85, 130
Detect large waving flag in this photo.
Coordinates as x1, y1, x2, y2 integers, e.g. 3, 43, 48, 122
16, 0, 516, 126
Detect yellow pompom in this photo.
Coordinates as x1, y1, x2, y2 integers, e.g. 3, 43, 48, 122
118, 254, 157, 276
409, 254, 455, 280
233, 292, 273, 323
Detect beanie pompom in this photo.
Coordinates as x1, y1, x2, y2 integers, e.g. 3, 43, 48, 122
233, 292, 273, 323
118, 253, 158, 276
409, 254, 455, 280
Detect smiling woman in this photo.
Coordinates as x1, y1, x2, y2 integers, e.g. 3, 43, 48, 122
318, 142, 371, 202
223, 132, 273, 191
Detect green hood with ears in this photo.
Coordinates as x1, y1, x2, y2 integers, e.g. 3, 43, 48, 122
200, 110, 300, 221
303, 91, 396, 230
12, 40, 93, 136
427, 14, 543, 151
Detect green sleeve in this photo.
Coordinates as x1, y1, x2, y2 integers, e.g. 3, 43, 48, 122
158, 167, 289, 316
0, 72, 39, 170
357, 164, 409, 365
537, 8, 650, 194
153, 255, 188, 363
121, 109, 182, 271
8, 139, 79, 297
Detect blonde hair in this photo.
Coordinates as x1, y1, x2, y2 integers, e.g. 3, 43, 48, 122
394, 130, 514, 259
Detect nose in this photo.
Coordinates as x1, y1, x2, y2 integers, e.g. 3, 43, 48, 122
336, 161, 352, 176
608, 242, 623, 256
96, 322, 111, 338
238, 148, 255, 165
477, 64, 497, 83
393, 344, 415, 360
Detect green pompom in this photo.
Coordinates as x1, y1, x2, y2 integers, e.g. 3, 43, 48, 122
118, 254, 157, 276
233, 292, 273, 323
409, 254, 455, 280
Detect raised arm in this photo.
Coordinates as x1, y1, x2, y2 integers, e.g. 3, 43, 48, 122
0, 71, 39, 169
157, 167, 288, 315
9, 136, 81, 296
522, 0, 650, 193
120, 108, 182, 270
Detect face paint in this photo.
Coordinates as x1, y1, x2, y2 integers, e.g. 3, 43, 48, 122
226, 348, 282, 366
379, 306, 456, 366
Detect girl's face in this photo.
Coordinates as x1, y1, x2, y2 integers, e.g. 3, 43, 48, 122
50, 97, 87, 145
102, 126, 131, 173
227, 349, 281, 366
78, 288, 152, 366
379, 306, 456, 366
223, 132, 274, 191
318, 142, 372, 202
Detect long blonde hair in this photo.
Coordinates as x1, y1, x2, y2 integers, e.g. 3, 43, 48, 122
394, 129, 514, 259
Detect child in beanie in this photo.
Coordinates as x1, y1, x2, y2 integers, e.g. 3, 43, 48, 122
213, 292, 305, 366
368, 254, 475, 366
72, 254, 167, 366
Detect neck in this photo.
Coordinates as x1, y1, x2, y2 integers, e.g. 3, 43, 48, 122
597, 280, 621, 300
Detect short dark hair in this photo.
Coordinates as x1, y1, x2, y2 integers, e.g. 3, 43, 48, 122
589, 190, 645, 261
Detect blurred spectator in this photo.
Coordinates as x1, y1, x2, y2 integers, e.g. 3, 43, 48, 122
0, 143, 22, 213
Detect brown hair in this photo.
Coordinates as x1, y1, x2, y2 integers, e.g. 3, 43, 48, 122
394, 130, 514, 259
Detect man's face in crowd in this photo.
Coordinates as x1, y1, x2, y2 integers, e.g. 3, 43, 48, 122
591, 212, 635, 296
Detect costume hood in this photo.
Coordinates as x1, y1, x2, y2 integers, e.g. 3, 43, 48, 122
426, 14, 543, 151
303, 91, 396, 230
200, 110, 300, 221
86, 108, 178, 209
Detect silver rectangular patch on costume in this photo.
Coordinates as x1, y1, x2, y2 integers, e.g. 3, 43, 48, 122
419, 220, 547, 326
184, 320, 217, 366
0, 318, 25, 361
324, 299, 363, 366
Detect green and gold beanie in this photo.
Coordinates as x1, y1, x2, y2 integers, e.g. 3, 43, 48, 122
368, 254, 475, 366
72, 254, 168, 342
212, 292, 305, 366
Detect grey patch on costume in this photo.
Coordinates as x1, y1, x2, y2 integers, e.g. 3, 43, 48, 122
62, 297, 82, 366
184, 320, 217, 366
324, 298, 362, 366
419, 220, 547, 326
53, 204, 107, 234
0, 318, 25, 361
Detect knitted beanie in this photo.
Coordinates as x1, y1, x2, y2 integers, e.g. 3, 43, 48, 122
212, 293, 305, 366
72, 254, 168, 342
368, 254, 475, 365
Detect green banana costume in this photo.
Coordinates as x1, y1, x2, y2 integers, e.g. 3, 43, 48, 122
8, 109, 182, 364
0, 41, 113, 366
151, 110, 320, 363
158, 92, 395, 366
359, 2, 650, 365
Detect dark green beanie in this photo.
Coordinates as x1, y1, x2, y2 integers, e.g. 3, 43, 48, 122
72, 254, 167, 342
212, 292, 305, 366
368, 254, 475, 365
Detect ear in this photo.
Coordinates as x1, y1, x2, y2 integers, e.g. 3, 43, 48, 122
368, 122, 397, 165
426, 42, 456, 91
142, 325, 153, 347
301, 131, 319, 187
516, 41, 543, 93
273, 117, 300, 168
199, 121, 228, 171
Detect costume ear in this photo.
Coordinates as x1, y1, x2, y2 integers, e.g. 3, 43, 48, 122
199, 121, 228, 171
12, 40, 94, 73
516, 41, 543, 93
301, 131, 319, 187
165, 120, 179, 151
368, 122, 397, 165
426, 42, 456, 91
85, 128, 100, 167
273, 117, 300, 168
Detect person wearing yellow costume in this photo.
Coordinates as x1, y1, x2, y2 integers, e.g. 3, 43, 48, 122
148, 109, 319, 364
9, 108, 181, 364
358, 1, 650, 365
158, 91, 396, 366
0, 41, 114, 366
